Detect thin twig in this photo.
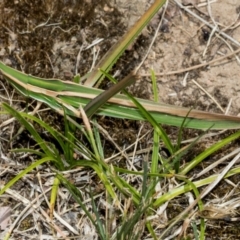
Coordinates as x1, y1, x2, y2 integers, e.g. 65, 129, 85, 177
136, 0, 169, 71
173, 0, 240, 47
160, 152, 240, 238
141, 47, 240, 77
225, 98, 232, 115
191, 79, 225, 113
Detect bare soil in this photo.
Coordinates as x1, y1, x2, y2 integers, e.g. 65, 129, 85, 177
1, 0, 240, 239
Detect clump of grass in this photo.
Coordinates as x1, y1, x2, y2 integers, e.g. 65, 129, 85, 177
2, 70, 240, 239
1, 0, 240, 239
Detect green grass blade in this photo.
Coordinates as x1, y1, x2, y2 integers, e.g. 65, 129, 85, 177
180, 130, 240, 175
153, 166, 240, 208
70, 160, 141, 204
150, 69, 160, 174
2, 103, 60, 161
180, 177, 205, 239
56, 173, 106, 239
92, 118, 104, 159
101, 70, 174, 154
49, 176, 60, 219
2, 61, 240, 129
0, 157, 56, 195
65, 159, 119, 203
10, 148, 45, 157
84, 0, 167, 87
63, 109, 75, 164
89, 189, 106, 240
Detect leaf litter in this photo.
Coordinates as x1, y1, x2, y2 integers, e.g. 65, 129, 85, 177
0, 0, 240, 239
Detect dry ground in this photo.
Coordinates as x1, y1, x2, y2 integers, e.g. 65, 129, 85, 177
1, 0, 240, 239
